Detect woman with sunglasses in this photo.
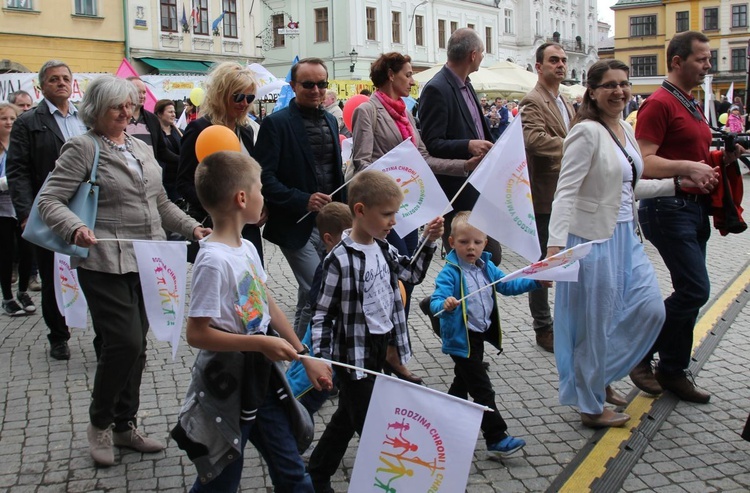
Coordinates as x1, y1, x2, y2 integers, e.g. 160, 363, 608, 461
177, 62, 265, 262
546, 60, 711, 428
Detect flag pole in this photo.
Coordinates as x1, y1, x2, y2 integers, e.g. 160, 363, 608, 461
298, 355, 491, 412
93, 239, 192, 245
432, 277, 507, 317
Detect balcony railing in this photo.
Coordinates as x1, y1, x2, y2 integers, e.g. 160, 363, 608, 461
547, 36, 587, 54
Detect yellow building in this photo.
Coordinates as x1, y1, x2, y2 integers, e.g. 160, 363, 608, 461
0, 0, 124, 75
612, 0, 747, 100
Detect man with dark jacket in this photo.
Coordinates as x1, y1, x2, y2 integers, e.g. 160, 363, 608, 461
253, 58, 344, 338
6, 59, 87, 360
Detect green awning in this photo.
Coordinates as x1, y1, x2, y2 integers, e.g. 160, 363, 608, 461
137, 57, 212, 74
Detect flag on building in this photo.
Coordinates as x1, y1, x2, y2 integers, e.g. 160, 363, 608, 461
273, 56, 298, 113
365, 140, 452, 237
115, 58, 157, 112
465, 116, 541, 263
181, 4, 188, 29
350, 376, 484, 492
53, 253, 88, 329
211, 11, 225, 31
132, 241, 188, 359
190, 7, 200, 27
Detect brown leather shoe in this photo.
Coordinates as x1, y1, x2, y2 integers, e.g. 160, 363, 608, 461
580, 409, 630, 429
535, 330, 554, 353
629, 361, 662, 395
605, 386, 628, 407
654, 370, 710, 404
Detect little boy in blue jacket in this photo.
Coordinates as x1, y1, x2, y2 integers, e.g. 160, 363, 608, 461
430, 211, 549, 458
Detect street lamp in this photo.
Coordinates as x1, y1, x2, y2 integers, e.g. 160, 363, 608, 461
349, 48, 358, 74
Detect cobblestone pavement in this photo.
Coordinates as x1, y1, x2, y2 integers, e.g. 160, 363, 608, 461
1, 182, 750, 492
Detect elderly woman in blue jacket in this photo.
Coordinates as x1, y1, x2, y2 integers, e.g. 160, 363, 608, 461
430, 212, 543, 457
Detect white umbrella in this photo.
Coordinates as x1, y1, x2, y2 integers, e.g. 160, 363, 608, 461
487, 61, 539, 93
413, 64, 527, 96
561, 84, 587, 99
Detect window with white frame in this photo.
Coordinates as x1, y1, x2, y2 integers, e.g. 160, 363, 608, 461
675, 11, 689, 33
704, 8, 718, 30
731, 47, 747, 71
366, 7, 377, 41
630, 55, 657, 77
504, 9, 513, 34
415, 15, 424, 46
194, 0, 209, 35
272, 13, 285, 47
438, 19, 446, 48
392, 11, 401, 44
709, 49, 718, 73
314, 7, 328, 42
485, 26, 492, 53
75, 0, 97, 16
7, 0, 32, 9
160, 0, 178, 32
732, 5, 747, 28
450, 21, 458, 34
535, 12, 541, 36
630, 15, 656, 36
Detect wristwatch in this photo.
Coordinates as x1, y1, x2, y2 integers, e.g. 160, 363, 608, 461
297, 343, 310, 356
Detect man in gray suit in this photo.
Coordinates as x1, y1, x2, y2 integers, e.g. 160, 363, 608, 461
519, 42, 574, 353
7, 60, 87, 360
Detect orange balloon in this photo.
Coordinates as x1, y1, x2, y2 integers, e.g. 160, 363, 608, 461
195, 125, 241, 162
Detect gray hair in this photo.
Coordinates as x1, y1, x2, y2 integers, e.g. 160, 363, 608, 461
8, 90, 31, 104
38, 60, 72, 86
79, 75, 139, 128
447, 28, 483, 63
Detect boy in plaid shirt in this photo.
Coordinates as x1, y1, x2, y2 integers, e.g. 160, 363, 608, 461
308, 171, 443, 493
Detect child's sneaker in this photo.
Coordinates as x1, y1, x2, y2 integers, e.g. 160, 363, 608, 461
17, 292, 36, 313
488, 435, 526, 458
2, 299, 25, 317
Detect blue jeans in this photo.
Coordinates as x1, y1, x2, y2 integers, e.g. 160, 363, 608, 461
190, 389, 313, 493
638, 197, 711, 374
280, 228, 323, 339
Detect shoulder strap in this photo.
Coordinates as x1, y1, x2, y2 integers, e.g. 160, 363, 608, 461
87, 134, 100, 184
601, 122, 637, 189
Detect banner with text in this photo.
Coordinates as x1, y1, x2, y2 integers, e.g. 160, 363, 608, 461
133, 241, 188, 359
350, 376, 484, 493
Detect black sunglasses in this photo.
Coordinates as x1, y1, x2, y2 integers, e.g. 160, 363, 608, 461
297, 80, 329, 90
232, 93, 256, 104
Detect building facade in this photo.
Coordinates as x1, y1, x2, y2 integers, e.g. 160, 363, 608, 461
612, 0, 748, 99
258, 0, 599, 85
0, 0, 125, 75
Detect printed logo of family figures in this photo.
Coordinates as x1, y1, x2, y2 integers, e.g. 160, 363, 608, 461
524, 248, 576, 275
505, 160, 535, 236
152, 257, 179, 326
373, 410, 447, 492
382, 165, 426, 219
58, 259, 81, 309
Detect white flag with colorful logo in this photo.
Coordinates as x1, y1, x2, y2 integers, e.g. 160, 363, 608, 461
466, 117, 540, 263
53, 253, 89, 329
367, 140, 452, 237
133, 241, 188, 359
350, 376, 484, 493
500, 240, 599, 283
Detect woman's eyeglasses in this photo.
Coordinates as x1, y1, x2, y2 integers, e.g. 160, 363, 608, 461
594, 81, 633, 90
298, 80, 329, 90
232, 93, 256, 104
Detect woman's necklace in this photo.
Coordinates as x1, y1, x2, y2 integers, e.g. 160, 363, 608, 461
99, 133, 134, 154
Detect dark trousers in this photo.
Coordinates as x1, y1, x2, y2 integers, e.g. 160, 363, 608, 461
0, 217, 32, 299
448, 327, 508, 446
78, 270, 149, 431
35, 246, 69, 343
308, 334, 389, 493
386, 229, 418, 317
528, 213, 553, 332
639, 198, 711, 374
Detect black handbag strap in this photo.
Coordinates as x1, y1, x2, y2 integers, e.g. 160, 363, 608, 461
601, 122, 638, 189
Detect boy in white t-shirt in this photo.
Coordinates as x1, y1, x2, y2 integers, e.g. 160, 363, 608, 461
171, 151, 332, 492
308, 171, 444, 492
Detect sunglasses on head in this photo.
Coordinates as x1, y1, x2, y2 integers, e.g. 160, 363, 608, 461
232, 93, 256, 104
298, 80, 329, 90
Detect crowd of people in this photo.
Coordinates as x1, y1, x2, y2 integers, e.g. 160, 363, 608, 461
2, 26, 748, 492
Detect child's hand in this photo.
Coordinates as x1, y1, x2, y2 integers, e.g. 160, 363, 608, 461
443, 297, 460, 312
539, 280, 553, 288
302, 358, 333, 391
423, 216, 445, 242
258, 337, 298, 362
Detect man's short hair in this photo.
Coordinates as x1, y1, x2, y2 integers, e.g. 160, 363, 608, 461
447, 28, 483, 63
450, 211, 485, 238
347, 171, 403, 212
316, 202, 352, 238
195, 151, 261, 212
325, 89, 337, 102
38, 60, 72, 86
535, 42, 564, 64
291, 57, 328, 82
8, 90, 31, 104
666, 31, 710, 72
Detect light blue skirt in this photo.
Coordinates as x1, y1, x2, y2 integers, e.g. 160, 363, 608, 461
554, 221, 665, 414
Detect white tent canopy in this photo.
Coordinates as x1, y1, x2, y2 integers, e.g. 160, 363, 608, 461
413, 64, 527, 96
